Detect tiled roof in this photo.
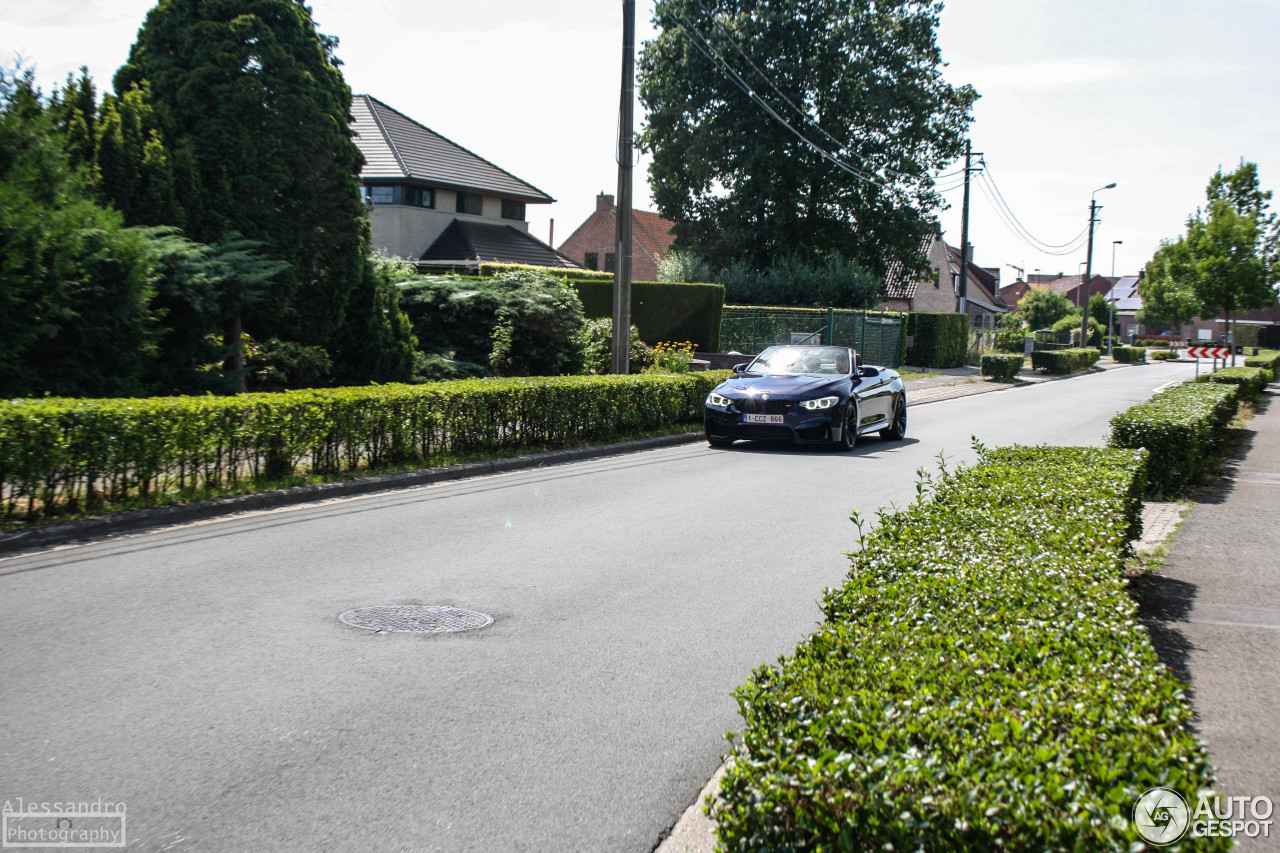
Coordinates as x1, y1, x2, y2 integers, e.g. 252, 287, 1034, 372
881, 234, 937, 300
630, 208, 677, 260
420, 219, 578, 268
351, 95, 553, 203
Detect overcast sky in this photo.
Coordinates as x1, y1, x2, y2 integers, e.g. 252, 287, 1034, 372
5, 0, 1279, 286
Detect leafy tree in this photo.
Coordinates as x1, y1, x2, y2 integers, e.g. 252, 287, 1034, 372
716, 252, 881, 308
488, 270, 588, 376
638, 0, 976, 276
1018, 288, 1074, 330
113, 0, 412, 375
1139, 161, 1279, 344
0, 70, 158, 398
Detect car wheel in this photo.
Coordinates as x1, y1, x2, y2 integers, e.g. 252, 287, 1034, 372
707, 435, 734, 448
880, 395, 907, 440
838, 402, 858, 451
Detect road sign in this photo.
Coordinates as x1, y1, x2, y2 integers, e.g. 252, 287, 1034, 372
1185, 346, 1231, 359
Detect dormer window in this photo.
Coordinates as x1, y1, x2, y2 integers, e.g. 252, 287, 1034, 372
456, 192, 483, 216
501, 199, 525, 221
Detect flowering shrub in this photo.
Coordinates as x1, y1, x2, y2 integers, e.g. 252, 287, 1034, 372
649, 340, 696, 374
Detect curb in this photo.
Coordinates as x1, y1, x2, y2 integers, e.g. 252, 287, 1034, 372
0, 431, 705, 556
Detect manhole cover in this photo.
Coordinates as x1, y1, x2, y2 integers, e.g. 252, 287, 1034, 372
338, 605, 493, 634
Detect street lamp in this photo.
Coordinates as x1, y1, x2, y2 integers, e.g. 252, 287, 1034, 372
1108, 240, 1123, 355
1080, 182, 1117, 348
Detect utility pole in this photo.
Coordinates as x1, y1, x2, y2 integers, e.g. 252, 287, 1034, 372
611, 0, 636, 375
1080, 183, 1116, 348
958, 139, 972, 317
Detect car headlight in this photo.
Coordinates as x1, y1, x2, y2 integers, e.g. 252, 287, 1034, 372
800, 395, 839, 410
707, 392, 734, 408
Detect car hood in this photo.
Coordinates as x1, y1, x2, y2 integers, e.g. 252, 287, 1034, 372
718, 374, 844, 397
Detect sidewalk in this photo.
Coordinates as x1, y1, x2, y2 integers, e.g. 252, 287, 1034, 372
1139, 388, 1280, 851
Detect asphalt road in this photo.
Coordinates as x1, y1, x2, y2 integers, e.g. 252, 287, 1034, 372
0, 362, 1196, 852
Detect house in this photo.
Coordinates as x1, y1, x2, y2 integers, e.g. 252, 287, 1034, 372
998, 278, 1032, 309
556, 194, 677, 281
350, 95, 575, 271
1105, 275, 1144, 339
880, 235, 1009, 327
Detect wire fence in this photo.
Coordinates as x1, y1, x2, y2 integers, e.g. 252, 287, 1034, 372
719, 307, 905, 368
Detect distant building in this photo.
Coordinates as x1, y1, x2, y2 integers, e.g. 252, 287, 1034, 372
557, 194, 677, 282
1029, 274, 1112, 314
350, 95, 575, 271
880, 235, 1010, 327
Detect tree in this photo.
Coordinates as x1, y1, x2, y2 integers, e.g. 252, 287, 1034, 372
638, 0, 976, 276
1140, 162, 1278, 345
113, 0, 409, 372
0, 70, 160, 398
1018, 288, 1074, 331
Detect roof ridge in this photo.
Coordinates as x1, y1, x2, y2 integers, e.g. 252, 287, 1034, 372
356, 94, 554, 203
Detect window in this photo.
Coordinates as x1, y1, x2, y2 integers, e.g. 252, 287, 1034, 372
501, 199, 525, 221
456, 192, 483, 216
369, 186, 394, 205
584, 252, 599, 270
605, 252, 616, 273
406, 187, 434, 208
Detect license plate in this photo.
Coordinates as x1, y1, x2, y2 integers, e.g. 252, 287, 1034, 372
744, 414, 784, 424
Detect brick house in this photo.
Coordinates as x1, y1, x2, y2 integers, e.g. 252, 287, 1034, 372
880, 234, 1009, 327
351, 95, 575, 271
1028, 274, 1112, 317
556, 194, 677, 281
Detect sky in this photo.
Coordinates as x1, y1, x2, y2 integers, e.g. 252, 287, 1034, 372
4, 0, 1279, 288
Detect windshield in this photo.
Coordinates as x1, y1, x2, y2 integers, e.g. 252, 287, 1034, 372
746, 346, 852, 376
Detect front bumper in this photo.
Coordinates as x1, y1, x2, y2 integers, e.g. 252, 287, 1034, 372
704, 405, 840, 444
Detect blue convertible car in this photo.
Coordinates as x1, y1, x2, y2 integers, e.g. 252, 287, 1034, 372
704, 345, 907, 450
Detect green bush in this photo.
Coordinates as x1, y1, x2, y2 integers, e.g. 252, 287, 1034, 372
579, 318, 653, 375
478, 262, 613, 282
1195, 366, 1272, 404
716, 445, 1226, 852
487, 272, 588, 377
979, 353, 1023, 380
1109, 381, 1239, 496
1244, 352, 1280, 375
574, 280, 724, 352
1111, 346, 1146, 364
716, 253, 881, 309
0, 371, 732, 523
1030, 347, 1101, 374
905, 312, 968, 368
1150, 350, 1179, 361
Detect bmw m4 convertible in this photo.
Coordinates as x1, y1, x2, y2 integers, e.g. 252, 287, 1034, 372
704, 345, 907, 450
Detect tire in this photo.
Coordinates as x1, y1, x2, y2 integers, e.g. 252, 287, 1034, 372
707, 435, 734, 448
880, 395, 907, 441
837, 402, 859, 451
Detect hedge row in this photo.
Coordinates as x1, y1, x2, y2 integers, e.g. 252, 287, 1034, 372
477, 262, 614, 282
1195, 365, 1273, 403
979, 353, 1023, 380
1109, 380, 1239, 496
1244, 352, 1280, 374
1150, 350, 1179, 361
716, 445, 1226, 851
1111, 346, 1146, 364
905, 312, 969, 368
574, 280, 725, 352
0, 372, 732, 522
1030, 347, 1101, 374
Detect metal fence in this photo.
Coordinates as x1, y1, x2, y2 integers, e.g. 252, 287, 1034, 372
719, 307, 905, 368
1032, 329, 1073, 351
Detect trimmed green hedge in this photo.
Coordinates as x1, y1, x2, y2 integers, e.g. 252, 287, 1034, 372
477, 262, 614, 282
905, 312, 969, 368
979, 353, 1023, 380
0, 372, 732, 523
1195, 365, 1273, 403
716, 445, 1226, 851
1109, 381, 1239, 496
1111, 346, 1146, 363
1150, 350, 1179, 361
1031, 347, 1101, 374
575, 280, 724, 351
1244, 352, 1280, 375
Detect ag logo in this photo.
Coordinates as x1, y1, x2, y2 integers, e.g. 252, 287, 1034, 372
1133, 787, 1190, 845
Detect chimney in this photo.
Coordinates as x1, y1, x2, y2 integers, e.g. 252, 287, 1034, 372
597, 193, 614, 213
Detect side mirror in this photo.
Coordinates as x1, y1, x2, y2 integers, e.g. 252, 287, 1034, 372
733, 363, 748, 374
